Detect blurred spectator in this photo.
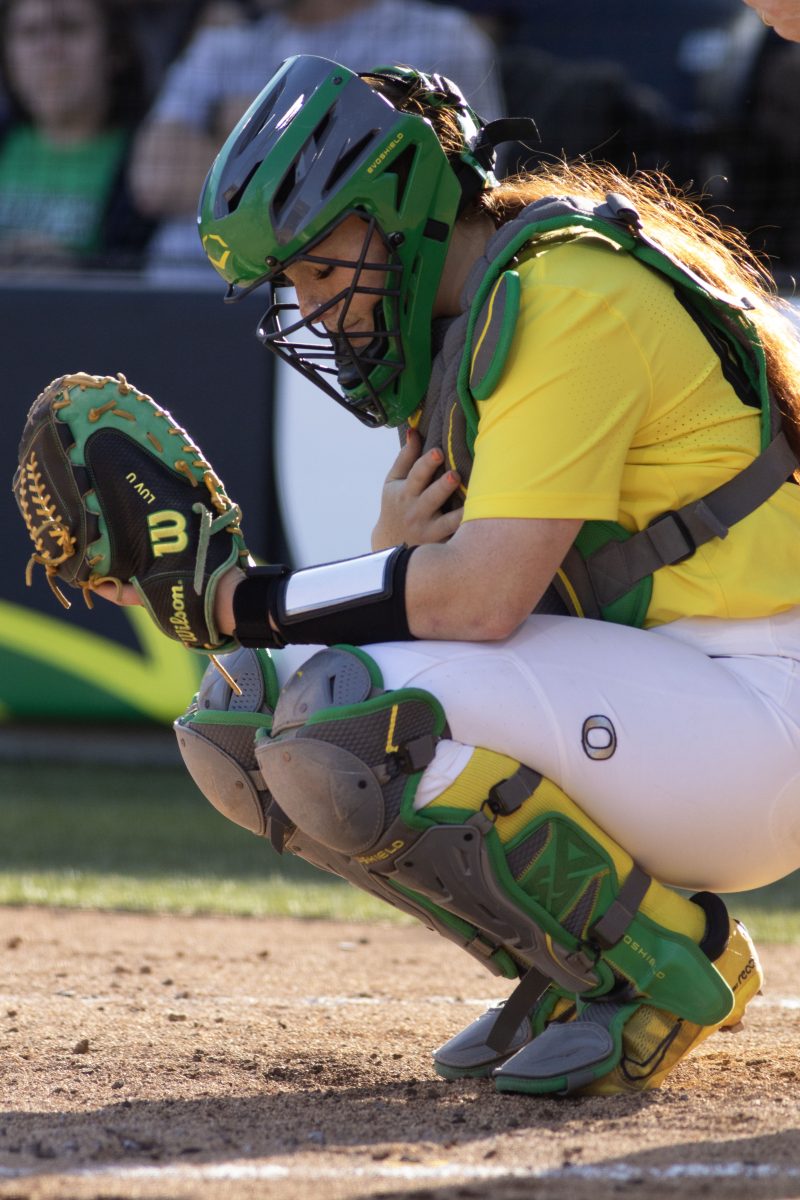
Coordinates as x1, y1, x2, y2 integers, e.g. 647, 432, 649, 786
126, 0, 253, 108
129, 0, 503, 271
497, 46, 675, 180
0, 0, 154, 269
718, 32, 800, 285
742, 0, 800, 41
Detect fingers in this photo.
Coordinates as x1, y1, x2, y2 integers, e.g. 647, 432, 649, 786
386, 429, 454, 488
406, 447, 446, 495
423, 465, 463, 511
385, 427, 422, 482
94, 581, 140, 606
374, 465, 463, 548
375, 429, 466, 547
388, 441, 458, 499
435, 506, 464, 541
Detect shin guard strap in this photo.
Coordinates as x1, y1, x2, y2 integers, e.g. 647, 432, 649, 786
486, 966, 552, 1053
693, 890, 730, 962
590, 864, 652, 950
487, 765, 543, 816
487, 863, 651, 1056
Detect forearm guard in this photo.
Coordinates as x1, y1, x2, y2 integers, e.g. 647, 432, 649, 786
233, 546, 415, 647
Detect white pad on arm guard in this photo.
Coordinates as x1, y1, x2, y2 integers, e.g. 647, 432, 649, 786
280, 547, 401, 620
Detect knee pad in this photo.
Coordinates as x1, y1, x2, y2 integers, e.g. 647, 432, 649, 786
257, 646, 735, 1032
257, 645, 446, 857
174, 647, 292, 850
174, 648, 517, 979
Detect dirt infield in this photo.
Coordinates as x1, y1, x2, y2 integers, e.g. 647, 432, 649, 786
0, 907, 799, 1200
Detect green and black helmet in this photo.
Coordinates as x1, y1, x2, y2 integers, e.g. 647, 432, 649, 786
198, 54, 527, 427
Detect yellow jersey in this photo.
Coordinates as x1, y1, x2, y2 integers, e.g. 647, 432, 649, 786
463, 234, 800, 627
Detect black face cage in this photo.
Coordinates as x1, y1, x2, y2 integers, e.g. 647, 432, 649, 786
256, 217, 404, 428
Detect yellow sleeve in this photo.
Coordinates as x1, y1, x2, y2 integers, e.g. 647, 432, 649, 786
463, 242, 656, 523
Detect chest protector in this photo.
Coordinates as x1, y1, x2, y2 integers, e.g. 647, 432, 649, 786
414, 193, 798, 626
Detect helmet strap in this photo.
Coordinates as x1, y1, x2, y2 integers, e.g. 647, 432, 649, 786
454, 117, 539, 214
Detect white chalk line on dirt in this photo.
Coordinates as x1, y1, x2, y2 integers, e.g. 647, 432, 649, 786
155, 993, 800, 1013
5, 993, 800, 1012
292, 994, 800, 1011
2, 1160, 800, 1186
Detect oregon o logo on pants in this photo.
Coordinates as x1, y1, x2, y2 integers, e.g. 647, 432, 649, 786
582, 714, 617, 760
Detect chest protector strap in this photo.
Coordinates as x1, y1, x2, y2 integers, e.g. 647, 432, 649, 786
416, 192, 798, 627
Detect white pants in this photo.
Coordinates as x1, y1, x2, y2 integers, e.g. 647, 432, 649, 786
274, 611, 800, 894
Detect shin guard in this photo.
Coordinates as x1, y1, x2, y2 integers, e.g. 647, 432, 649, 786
256, 647, 735, 1039
175, 648, 522, 982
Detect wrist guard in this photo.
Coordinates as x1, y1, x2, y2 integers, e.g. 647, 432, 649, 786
233, 545, 415, 647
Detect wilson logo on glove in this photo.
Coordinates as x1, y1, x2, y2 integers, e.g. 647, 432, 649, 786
169, 582, 197, 645
148, 511, 190, 556
13, 371, 250, 658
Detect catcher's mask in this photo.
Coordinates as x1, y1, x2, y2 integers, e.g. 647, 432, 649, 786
198, 54, 534, 428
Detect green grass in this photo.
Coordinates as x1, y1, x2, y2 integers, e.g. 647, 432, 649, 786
2, 761, 799, 939
0, 761, 394, 922
0, 871, 391, 920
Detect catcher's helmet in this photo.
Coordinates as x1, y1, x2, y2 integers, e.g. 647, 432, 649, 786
198, 54, 522, 427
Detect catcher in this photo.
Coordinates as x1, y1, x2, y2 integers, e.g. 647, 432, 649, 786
15, 56, 800, 1096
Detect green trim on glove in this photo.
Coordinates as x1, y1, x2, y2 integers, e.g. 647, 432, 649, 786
15, 372, 249, 652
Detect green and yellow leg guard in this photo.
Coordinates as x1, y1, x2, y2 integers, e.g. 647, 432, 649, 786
494, 918, 763, 1095
255, 647, 735, 1047
413, 745, 733, 1029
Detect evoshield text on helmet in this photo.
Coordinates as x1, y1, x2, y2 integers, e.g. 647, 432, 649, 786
198, 55, 504, 427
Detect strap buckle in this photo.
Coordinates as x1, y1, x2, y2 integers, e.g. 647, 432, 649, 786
486, 766, 542, 817
395, 734, 438, 774
589, 864, 652, 951
645, 509, 697, 566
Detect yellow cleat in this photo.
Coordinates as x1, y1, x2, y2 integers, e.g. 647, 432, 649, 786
493, 920, 763, 1097
582, 919, 763, 1095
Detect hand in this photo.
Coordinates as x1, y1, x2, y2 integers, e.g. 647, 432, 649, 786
95, 565, 246, 639
371, 428, 464, 550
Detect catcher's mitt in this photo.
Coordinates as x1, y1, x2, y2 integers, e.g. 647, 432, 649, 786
13, 371, 249, 653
